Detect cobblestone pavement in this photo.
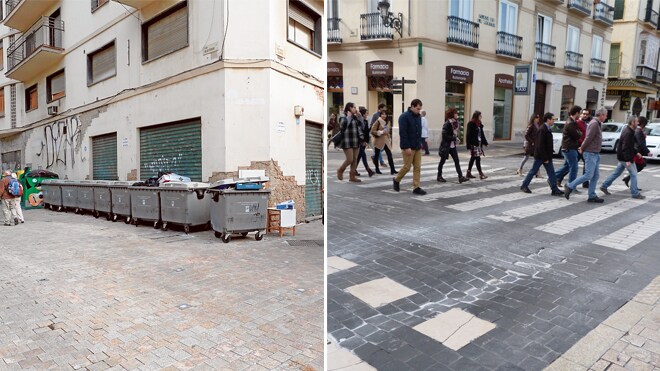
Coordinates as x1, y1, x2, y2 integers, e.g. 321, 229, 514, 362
0, 209, 323, 370
327, 145, 660, 371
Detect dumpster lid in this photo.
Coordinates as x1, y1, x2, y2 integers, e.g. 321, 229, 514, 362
25, 169, 59, 178
107, 181, 134, 187
160, 182, 210, 190
41, 179, 61, 185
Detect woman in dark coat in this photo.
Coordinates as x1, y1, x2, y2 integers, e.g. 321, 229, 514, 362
517, 113, 540, 176
437, 108, 468, 183
336, 102, 362, 182
465, 111, 489, 180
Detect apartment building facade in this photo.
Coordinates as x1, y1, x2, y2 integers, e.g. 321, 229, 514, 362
328, 0, 613, 147
0, 0, 324, 220
607, 0, 660, 122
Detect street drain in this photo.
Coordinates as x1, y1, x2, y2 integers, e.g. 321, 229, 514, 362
286, 240, 323, 247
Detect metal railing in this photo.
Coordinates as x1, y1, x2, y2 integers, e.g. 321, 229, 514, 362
5, 0, 22, 16
567, 0, 593, 16
496, 31, 522, 58
536, 42, 556, 66
565, 51, 583, 71
447, 16, 479, 49
608, 61, 620, 77
7, 16, 64, 71
590, 58, 606, 76
593, 2, 614, 26
360, 13, 393, 40
328, 18, 342, 43
636, 65, 656, 82
645, 7, 659, 28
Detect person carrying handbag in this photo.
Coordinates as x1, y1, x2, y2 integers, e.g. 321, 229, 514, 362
336, 103, 362, 182
370, 110, 398, 175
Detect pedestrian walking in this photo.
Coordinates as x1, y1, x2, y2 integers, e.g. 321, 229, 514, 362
599, 116, 645, 199
465, 110, 489, 180
336, 103, 362, 182
370, 103, 387, 166
393, 99, 426, 195
10, 173, 24, 223
553, 106, 582, 187
520, 113, 564, 196
421, 110, 430, 155
328, 113, 337, 143
558, 108, 589, 187
564, 107, 607, 203
1, 170, 19, 226
356, 106, 375, 177
622, 116, 650, 188
517, 114, 541, 176
437, 108, 468, 183
371, 110, 398, 175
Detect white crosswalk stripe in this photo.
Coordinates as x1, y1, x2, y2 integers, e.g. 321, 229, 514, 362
446, 192, 537, 211
414, 178, 524, 202
592, 211, 660, 250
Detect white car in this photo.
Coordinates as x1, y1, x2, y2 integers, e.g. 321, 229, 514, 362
550, 121, 565, 156
644, 124, 660, 161
601, 122, 626, 152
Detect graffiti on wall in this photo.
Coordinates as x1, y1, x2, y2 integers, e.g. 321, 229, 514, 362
145, 153, 184, 174
306, 168, 321, 186
36, 115, 85, 169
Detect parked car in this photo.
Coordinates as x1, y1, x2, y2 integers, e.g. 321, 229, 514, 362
601, 123, 626, 152
644, 123, 660, 161
550, 121, 565, 156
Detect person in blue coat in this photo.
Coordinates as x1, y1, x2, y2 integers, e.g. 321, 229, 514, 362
393, 99, 426, 195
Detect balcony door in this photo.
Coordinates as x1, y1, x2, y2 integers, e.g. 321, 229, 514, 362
566, 25, 580, 53
50, 9, 62, 48
592, 35, 603, 60
536, 14, 552, 44
609, 43, 621, 77
449, 0, 473, 20
498, 0, 518, 34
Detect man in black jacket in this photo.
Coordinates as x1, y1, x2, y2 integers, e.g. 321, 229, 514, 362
393, 99, 426, 195
599, 116, 645, 199
554, 106, 582, 186
622, 116, 650, 188
520, 113, 564, 196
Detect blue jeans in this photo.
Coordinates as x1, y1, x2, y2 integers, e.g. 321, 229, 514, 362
554, 149, 579, 184
567, 151, 600, 199
522, 159, 559, 192
602, 161, 640, 197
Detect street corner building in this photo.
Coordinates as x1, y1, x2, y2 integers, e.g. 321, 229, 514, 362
327, 0, 615, 149
0, 0, 324, 222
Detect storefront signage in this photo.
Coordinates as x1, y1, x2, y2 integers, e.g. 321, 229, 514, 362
446, 66, 473, 83
494, 74, 514, 89
328, 62, 344, 92
514, 64, 531, 95
327, 62, 343, 77
478, 14, 495, 27
366, 61, 393, 77
621, 97, 631, 110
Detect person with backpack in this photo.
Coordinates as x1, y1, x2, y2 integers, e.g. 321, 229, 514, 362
11, 173, 24, 224
1, 170, 19, 226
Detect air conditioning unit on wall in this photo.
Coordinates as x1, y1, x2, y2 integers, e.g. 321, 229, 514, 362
47, 106, 58, 115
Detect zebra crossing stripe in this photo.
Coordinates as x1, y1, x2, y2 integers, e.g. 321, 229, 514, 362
446, 192, 537, 211
355, 166, 499, 189
592, 211, 660, 251
486, 198, 578, 222
413, 179, 524, 202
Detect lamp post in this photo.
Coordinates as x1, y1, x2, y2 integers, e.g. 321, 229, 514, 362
377, 0, 403, 37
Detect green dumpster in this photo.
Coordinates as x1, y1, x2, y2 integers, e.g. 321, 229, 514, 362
19, 168, 59, 209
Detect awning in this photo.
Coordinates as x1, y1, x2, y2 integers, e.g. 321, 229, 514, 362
604, 97, 620, 110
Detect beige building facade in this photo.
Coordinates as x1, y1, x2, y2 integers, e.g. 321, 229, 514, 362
328, 0, 613, 148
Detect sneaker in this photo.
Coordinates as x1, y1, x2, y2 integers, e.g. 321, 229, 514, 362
412, 187, 427, 195
520, 186, 532, 194
632, 194, 646, 200
551, 189, 565, 196
4, 223, 11, 226
564, 185, 572, 200
393, 178, 400, 192
600, 187, 611, 196
20, 220, 24, 223
437, 176, 446, 183
14, 218, 19, 225
582, 181, 589, 188
587, 197, 605, 203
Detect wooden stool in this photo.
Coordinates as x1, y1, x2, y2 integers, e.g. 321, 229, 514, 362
267, 208, 296, 237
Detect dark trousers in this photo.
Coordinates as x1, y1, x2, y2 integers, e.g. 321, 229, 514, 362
438, 147, 463, 177
358, 144, 372, 173
421, 138, 430, 155
522, 159, 559, 192
373, 145, 397, 174
468, 156, 482, 174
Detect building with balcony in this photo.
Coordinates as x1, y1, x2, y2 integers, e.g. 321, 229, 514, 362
606, 0, 660, 121
328, 0, 612, 147
0, 0, 325, 221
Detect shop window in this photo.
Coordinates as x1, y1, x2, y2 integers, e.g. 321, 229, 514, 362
47, 69, 65, 102
288, 0, 322, 56
493, 87, 513, 140
560, 85, 576, 121
91, 0, 108, 12
142, 1, 188, 62
87, 41, 116, 85
25, 84, 38, 112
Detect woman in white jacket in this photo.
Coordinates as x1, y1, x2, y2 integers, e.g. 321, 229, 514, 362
421, 110, 430, 155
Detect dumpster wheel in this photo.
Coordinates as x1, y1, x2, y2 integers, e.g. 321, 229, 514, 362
255, 231, 264, 241
161, 222, 168, 231
214, 231, 222, 239
184, 225, 190, 234
222, 234, 231, 243
94, 211, 100, 219
105, 213, 112, 221
153, 221, 160, 229
124, 216, 131, 224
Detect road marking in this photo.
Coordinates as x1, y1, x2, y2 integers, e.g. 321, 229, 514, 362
354, 167, 502, 188
413, 179, 524, 202
446, 192, 538, 211
592, 211, 660, 251
486, 198, 578, 222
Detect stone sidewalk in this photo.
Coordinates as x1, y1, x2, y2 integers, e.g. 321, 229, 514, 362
547, 275, 660, 371
0, 208, 323, 370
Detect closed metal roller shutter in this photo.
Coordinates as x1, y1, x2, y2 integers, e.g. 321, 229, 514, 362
92, 133, 117, 180
143, 2, 188, 61
305, 122, 323, 218
139, 119, 202, 182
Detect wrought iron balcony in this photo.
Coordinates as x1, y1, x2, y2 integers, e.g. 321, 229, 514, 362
328, 18, 342, 43
6, 16, 64, 81
567, 0, 593, 16
565, 51, 583, 72
495, 32, 522, 59
536, 42, 556, 66
636, 65, 656, 83
3, 0, 59, 31
447, 16, 479, 49
589, 58, 606, 77
360, 13, 393, 41
593, 2, 614, 26
645, 7, 659, 28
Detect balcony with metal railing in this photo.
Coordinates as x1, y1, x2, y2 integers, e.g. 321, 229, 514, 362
565, 51, 583, 72
590, 58, 606, 77
495, 32, 522, 59
567, 0, 593, 16
536, 42, 556, 66
447, 16, 479, 49
608, 61, 621, 77
636, 65, 656, 83
360, 13, 393, 41
328, 18, 342, 43
593, 2, 614, 26
3, 0, 59, 31
645, 7, 659, 28
111, 0, 157, 9
6, 16, 64, 81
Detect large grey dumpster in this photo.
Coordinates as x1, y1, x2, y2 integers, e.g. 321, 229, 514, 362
60, 180, 79, 213
207, 189, 270, 243
92, 180, 114, 220
129, 186, 161, 228
159, 182, 211, 234
41, 179, 63, 211
108, 181, 133, 223
76, 180, 95, 215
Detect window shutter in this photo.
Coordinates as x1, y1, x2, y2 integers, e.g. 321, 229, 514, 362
613, 0, 624, 19
289, 2, 315, 30
91, 43, 115, 83
50, 71, 65, 98
0, 89, 5, 115
145, 5, 188, 61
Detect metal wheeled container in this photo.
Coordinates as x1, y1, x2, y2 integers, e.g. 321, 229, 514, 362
60, 180, 79, 213
207, 188, 270, 243
108, 181, 133, 223
129, 185, 161, 228
41, 179, 63, 211
91, 180, 114, 220
159, 182, 211, 234
76, 180, 96, 215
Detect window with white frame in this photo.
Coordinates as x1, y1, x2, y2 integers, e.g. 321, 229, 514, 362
288, 0, 322, 56
449, 0, 473, 20
566, 25, 580, 52
536, 14, 552, 44
592, 35, 603, 60
367, 0, 379, 13
498, 0, 518, 34
638, 35, 659, 68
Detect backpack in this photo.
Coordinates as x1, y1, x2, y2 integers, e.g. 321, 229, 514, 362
8, 178, 21, 196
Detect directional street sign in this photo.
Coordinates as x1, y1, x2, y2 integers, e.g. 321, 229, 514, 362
392, 79, 417, 84
392, 90, 403, 94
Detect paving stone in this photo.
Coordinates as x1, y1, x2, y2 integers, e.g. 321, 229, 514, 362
412, 308, 473, 343
346, 277, 418, 308
562, 324, 624, 367
603, 301, 652, 332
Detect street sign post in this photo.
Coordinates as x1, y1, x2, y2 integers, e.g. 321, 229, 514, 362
391, 77, 417, 113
